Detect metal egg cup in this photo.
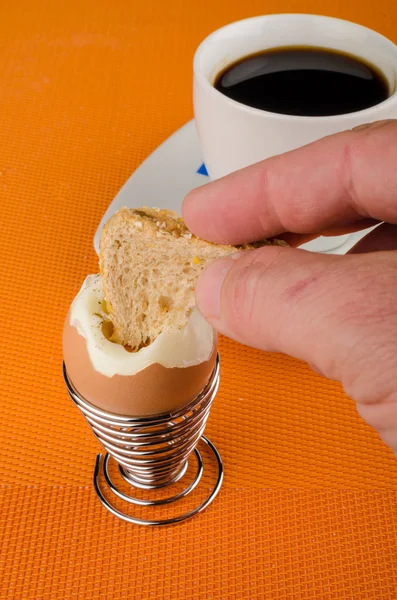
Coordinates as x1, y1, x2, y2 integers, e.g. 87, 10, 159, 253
63, 355, 223, 526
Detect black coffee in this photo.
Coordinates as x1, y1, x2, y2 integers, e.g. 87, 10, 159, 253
214, 47, 390, 116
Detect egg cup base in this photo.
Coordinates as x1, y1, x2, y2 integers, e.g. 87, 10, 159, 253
92, 436, 223, 526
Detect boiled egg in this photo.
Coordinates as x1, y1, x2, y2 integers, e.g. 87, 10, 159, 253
63, 275, 217, 416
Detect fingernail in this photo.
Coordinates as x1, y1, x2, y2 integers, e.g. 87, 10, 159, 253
196, 257, 236, 321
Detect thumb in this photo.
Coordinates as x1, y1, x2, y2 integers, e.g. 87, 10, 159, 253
196, 246, 397, 452
195, 246, 397, 392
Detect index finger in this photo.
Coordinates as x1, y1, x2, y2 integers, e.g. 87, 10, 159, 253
183, 120, 397, 244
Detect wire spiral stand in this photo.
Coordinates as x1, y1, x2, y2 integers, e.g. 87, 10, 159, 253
63, 356, 223, 526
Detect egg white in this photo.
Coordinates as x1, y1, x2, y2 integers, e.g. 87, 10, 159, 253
69, 274, 214, 378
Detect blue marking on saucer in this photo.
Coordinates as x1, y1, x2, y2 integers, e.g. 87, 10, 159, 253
197, 163, 209, 176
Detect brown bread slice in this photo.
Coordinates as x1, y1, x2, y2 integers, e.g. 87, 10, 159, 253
100, 207, 285, 351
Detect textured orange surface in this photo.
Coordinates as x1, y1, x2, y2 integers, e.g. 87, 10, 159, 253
1, 0, 397, 598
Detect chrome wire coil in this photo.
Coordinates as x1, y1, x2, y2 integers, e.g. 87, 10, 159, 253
63, 355, 223, 526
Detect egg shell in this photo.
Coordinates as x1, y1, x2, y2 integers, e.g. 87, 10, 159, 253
63, 318, 217, 417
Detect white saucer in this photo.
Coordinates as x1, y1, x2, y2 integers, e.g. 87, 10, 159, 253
94, 120, 369, 255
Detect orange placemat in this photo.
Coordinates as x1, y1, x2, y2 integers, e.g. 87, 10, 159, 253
1, 1, 397, 598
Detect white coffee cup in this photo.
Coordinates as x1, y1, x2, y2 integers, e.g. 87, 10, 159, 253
193, 14, 397, 252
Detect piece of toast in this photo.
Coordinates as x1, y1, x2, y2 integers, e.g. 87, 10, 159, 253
100, 207, 285, 351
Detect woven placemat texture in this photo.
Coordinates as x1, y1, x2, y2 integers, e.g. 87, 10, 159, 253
1, 0, 397, 598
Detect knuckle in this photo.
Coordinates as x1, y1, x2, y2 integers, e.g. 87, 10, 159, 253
339, 141, 360, 210
226, 263, 264, 340
223, 246, 289, 344
224, 253, 279, 343
256, 163, 307, 234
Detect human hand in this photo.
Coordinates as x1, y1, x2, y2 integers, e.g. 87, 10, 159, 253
183, 120, 397, 454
